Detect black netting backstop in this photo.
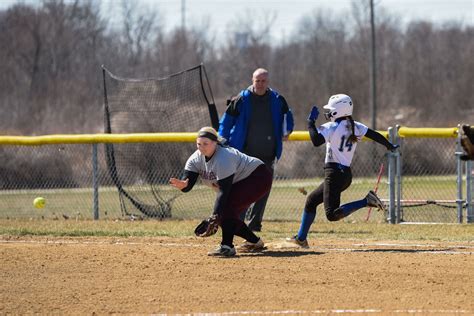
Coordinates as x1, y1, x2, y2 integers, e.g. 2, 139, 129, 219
102, 64, 218, 218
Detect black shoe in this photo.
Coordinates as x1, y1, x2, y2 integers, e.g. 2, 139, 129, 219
366, 190, 386, 211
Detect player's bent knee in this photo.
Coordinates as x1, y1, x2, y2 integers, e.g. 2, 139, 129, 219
304, 200, 320, 212
304, 206, 317, 214
326, 210, 344, 222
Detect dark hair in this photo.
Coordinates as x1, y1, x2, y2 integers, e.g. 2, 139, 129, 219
346, 116, 358, 144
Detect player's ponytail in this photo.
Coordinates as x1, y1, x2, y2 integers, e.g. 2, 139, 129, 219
347, 116, 358, 144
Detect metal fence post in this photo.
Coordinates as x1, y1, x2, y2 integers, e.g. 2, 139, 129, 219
466, 159, 473, 223
92, 143, 99, 220
388, 127, 396, 224
455, 125, 463, 223
395, 125, 402, 223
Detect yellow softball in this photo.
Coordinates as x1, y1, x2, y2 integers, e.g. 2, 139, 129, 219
33, 197, 46, 209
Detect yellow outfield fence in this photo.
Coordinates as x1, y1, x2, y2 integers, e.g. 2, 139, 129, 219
0, 126, 472, 225
0, 126, 450, 145
0, 133, 199, 145
398, 127, 459, 138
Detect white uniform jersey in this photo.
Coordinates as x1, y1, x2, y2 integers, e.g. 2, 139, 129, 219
185, 145, 263, 188
318, 120, 368, 167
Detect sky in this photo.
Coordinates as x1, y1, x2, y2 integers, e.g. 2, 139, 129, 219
1, 0, 473, 42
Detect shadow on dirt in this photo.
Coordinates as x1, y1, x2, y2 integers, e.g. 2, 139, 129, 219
350, 248, 457, 253
240, 250, 324, 257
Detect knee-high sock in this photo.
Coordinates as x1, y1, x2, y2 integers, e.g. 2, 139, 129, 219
297, 210, 316, 241
338, 198, 368, 217
234, 221, 260, 243
221, 218, 237, 247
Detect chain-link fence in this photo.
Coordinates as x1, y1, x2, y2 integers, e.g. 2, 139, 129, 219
391, 127, 473, 224
1, 129, 472, 224
395, 137, 458, 223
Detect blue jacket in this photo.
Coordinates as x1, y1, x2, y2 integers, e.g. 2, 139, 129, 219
218, 88, 294, 160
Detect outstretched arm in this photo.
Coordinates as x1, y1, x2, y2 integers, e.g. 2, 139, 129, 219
365, 129, 399, 151
169, 170, 199, 192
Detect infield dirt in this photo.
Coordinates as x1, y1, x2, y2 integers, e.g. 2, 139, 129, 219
1, 236, 473, 314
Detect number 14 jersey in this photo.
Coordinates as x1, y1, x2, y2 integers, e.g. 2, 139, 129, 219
317, 120, 368, 167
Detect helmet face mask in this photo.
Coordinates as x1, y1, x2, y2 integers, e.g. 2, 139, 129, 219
322, 94, 353, 122
323, 109, 335, 121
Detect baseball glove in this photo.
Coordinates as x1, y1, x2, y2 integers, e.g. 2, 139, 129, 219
194, 214, 219, 237
461, 125, 474, 161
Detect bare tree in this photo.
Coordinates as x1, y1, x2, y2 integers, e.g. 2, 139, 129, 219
217, 10, 276, 99
0, 0, 472, 135
119, 0, 159, 69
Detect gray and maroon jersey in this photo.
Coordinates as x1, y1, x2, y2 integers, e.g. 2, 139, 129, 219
185, 145, 263, 188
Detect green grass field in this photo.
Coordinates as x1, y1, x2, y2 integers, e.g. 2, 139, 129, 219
1, 219, 473, 242
0, 175, 468, 224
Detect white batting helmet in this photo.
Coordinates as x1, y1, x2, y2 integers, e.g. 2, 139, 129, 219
323, 94, 353, 121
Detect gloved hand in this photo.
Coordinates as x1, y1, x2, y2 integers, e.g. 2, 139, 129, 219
388, 144, 400, 152
194, 214, 219, 237
307, 106, 319, 128
460, 125, 474, 161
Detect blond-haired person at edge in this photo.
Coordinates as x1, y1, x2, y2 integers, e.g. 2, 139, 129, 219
170, 127, 272, 257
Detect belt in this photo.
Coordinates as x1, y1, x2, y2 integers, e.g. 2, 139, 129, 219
325, 162, 350, 171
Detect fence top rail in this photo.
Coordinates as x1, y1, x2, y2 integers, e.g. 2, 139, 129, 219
397, 127, 458, 138
0, 127, 462, 145
0, 130, 391, 145
0, 133, 199, 145
289, 131, 389, 141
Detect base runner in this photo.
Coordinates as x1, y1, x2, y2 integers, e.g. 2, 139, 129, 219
288, 94, 399, 248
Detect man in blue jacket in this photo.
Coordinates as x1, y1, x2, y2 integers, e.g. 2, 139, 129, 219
218, 68, 294, 231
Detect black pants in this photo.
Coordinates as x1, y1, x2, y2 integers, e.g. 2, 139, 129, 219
305, 163, 352, 221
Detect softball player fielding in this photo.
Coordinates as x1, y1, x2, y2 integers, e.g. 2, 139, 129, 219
170, 127, 272, 257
